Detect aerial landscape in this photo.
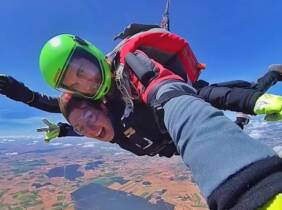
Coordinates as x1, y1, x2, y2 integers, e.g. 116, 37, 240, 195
0, 137, 207, 210
0, 119, 281, 210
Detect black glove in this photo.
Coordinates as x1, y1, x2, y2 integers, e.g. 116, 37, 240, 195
0, 74, 34, 103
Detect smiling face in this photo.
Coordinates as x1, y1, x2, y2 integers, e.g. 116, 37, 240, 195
62, 56, 102, 96
59, 93, 114, 142
68, 102, 114, 141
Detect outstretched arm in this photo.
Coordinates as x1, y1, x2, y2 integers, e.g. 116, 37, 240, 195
155, 81, 281, 210
0, 75, 60, 113
196, 65, 282, 115
197, 84, 262, 115
37, 119, 82, 142
58, 122, 82, 137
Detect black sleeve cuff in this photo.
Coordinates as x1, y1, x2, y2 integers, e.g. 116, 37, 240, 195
207, 156, 282, 210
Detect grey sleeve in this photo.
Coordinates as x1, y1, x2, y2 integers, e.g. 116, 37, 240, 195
156, 81, 275, 198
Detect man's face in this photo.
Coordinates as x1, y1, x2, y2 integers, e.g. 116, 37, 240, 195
68, 102, 114, 141
62, 57, 102, 97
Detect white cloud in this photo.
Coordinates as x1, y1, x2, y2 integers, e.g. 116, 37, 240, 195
247, 130, 265, 139
50, 142, 63, 146
63, 143, 73, 147
81, 142, 97, 148
5, 152, 18, 156
27, 140, 39, 145
113, 151, 128, 155
273, 146, 282, 158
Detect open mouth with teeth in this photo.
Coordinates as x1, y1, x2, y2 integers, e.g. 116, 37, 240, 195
96, 128, 102, 137
95, 127, 105, 139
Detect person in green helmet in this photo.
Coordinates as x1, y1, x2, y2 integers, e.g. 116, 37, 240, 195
39, 34, 112, 100
38, 33, 282, 124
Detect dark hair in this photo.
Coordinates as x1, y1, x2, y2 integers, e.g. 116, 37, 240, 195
59, 93, 100, 121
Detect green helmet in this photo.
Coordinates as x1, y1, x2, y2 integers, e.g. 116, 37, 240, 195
39, 34, 111, 100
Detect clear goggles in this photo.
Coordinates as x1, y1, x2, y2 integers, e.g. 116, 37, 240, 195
58, 47, 103, 98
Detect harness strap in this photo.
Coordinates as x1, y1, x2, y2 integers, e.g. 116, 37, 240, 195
115, 63, 135, 119
151, 88, 198, 134
125, 52, 158, 87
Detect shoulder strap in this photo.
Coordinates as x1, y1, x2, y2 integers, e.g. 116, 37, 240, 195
125, 51, 158, 87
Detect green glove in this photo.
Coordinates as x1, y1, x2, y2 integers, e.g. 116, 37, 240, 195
258, 193, 282, 210
37, 119, 60, 142
254, 93, 282, 115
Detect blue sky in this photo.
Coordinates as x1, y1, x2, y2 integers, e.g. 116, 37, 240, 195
0, 0, 282, 136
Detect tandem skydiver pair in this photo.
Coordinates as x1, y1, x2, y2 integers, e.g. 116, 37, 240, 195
2, 26, 282, 209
